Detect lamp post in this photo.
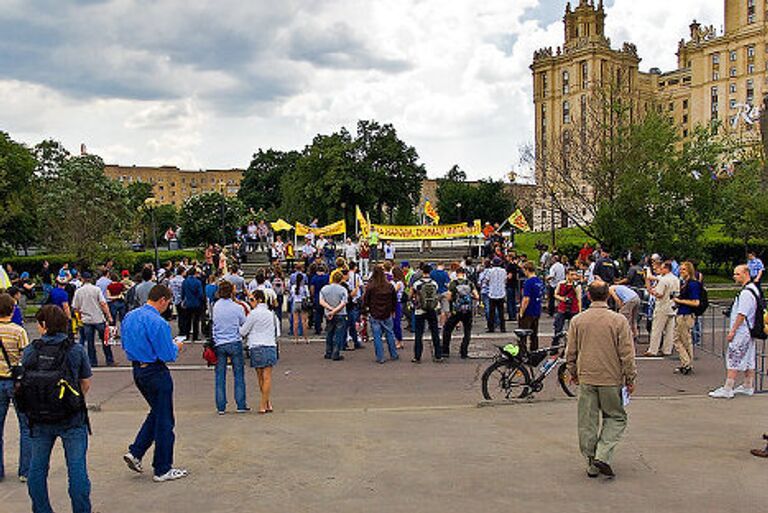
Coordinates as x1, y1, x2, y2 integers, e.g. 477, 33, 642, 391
340, 201, 347, 239
456, 202, 462, 223
549, 191, 556, 249
143, 197, 159, 270
218, 181, 226, 248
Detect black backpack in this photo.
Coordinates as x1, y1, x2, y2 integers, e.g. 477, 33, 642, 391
16, 339, 86, 425
744, 286, 768, 340
693, 284, 709, 317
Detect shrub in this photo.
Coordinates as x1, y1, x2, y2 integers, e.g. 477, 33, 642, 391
2, 249, 203, 276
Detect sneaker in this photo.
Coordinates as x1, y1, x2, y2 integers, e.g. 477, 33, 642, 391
734, 385, 755, 396
153, 468, 189, 482
708, 386, 734, 399
593, 460, 615, 478
123, 452, 144, 473
236, 407, 252, 413
217, 410, 226, 416
432, 357, 444, 363
19, 475, 27, 483
411, 358, 421, 363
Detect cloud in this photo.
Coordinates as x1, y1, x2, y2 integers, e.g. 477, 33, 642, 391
0, 0, 731, 183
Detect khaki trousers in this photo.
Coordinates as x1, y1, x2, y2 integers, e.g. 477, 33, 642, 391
578, 384, 627, 465
672, 314, 695, 368
648, 312, 675, 355
619, 297, 640, 341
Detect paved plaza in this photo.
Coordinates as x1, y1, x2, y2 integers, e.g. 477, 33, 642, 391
2, 318, 766, 513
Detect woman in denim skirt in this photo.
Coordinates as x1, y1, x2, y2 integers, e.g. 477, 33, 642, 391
241, 290, 280, 414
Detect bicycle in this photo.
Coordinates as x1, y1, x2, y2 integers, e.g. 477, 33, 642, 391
481, 329, 576, 400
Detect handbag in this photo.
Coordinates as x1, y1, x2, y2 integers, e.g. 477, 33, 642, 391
0, 338, 23, 381
202, 340, 218, 366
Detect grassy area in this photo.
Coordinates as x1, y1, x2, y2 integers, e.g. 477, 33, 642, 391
707, 288, 739, 301
514, 227, 594, 260
23, 304, 41, 318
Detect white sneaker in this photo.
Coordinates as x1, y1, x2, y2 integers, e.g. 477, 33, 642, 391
123, 452, 143, 473
153, 468, 189, 482
734, 385, 755, 396
708, 386, 734, 399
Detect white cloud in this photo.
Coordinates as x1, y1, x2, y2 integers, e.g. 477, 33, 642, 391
0, 0, 727, 182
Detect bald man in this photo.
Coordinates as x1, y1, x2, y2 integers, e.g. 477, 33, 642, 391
710, 265, 761, 399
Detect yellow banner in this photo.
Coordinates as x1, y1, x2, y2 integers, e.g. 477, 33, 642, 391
295, 219, 347, 237
356, 206, 369, 236
371, 220, 482, 240
507, 209, 531, 232
270, 219, 293, 232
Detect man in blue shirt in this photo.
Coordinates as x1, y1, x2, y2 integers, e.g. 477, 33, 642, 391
121, 284, 188, 482
519, 261, 545, 351
430, 264, 451, 327
49, 276, 72, 319
310, 266, 329, 335
747, 250, 764, 292
180, 268, 205, 341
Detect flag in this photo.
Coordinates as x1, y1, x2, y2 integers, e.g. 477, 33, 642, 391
424, 200, 440, 224
356, 205, 369, 236
507, 209, 531, 232
270, 219, 293, 232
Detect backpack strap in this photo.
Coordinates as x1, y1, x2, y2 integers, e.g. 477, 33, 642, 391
0, 338, 15, 372
741, 285, 764, 331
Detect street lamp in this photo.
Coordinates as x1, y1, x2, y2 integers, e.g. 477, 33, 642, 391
218, 181, 226, 247
143, 197, 160, 270
549, 191, 556, 249
456, 202, 462, 223
340, 201, 347, 239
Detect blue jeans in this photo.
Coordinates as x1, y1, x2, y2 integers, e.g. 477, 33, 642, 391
692, 316, 702, 346
79, 323, 114, 367
347, 307, 361, 347
506, 285, 518, 319
482, 293, 500, 328
0, 380, 30, 479
129, 364, 175, 476
370, 317, 398, 362
28, 423, 90, 513
214, 342, 247, 412
108, 300, 127, 326
324, 314, 347, 360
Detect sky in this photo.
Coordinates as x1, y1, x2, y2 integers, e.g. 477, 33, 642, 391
0, 0, 722, 181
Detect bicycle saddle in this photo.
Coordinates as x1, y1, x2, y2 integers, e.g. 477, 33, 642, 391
513, 329, 533, 338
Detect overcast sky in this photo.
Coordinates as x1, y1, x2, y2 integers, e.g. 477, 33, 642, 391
0, 0, 722, 181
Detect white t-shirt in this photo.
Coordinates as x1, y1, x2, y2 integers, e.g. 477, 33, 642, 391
72, 283, 107, 324
384, 244, 396, 260
731, 284, 759, 337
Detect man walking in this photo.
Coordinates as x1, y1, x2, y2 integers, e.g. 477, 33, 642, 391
121, 285, 188, 482
441, 267, 479, 359
747, 250, 764, 293
72, 271, 115, 367
645, 261, 679, 357
546, 255, 566, 316
486, 257, 507, 333
566, 280, 637, 479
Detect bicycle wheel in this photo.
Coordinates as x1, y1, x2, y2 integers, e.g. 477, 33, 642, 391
481, 360, 531, 400
557, 362, 577, 397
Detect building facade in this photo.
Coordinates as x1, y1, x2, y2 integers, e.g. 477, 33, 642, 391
104, 165, 243, 207
531, 0, 768, 232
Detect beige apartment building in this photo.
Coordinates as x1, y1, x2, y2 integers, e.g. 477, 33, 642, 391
531, 0, 768, 232
104, 165, 243, 207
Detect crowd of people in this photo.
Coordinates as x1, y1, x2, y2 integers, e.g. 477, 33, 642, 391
0, 229, 766, 509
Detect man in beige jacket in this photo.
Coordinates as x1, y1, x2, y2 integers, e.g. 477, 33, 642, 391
566, 280, 637, 479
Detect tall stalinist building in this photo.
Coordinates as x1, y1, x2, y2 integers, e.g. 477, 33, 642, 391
530, 0, 768, 232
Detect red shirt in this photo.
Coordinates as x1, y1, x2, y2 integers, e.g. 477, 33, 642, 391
577, 247, 592, 263
106, 281, 125, 300
556, 282, 580, 314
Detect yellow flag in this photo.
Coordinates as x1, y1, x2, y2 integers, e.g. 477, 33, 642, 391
270, 219, 293, 232
424, 201, 440, 224
507, 209, 531, 232
356, 206, 369, 236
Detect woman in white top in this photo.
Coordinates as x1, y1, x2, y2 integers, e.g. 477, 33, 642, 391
241, 290, 280, 414
289, 273, 310, 344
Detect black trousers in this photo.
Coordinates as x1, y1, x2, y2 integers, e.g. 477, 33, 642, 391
414, 311, 441, 361
488, 298, 506, 332
519, 315, 540, 352
442, 311, 472, 357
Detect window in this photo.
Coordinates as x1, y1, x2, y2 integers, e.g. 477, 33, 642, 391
748, 45, 756, 58
541, 72, 548, 98
563, 101, 571, 123
730, 50, 737, 61
682, 99, 688, 110
581, 61, 588, 88
731, 67, 737, 77
668, 102, 674, 112
730, 98, 737, 108
712, 53, 720, 65
683, 114, 688, 124
748, 64, 755, 74
712, 70, 720, 81
730, 83, 737, 93
562, 70, 570, 94
683, 129, 688, 138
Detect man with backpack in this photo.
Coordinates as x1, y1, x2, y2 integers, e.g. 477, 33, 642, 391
441, 267, 479, 359
710, 264, 765, 399
410, 264, 443, 363
19, 305, 92, 512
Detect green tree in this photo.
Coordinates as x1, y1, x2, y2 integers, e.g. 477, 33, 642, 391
179, 192, 244, 246
718, 155, 768, 250
39, 154, 131, 265
238, 149, 300, 214
0, 132, 41, 254
33, 139, 70, 180
436, 166, 513, 224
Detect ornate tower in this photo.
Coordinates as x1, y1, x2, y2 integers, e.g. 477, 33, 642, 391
563, 0, 607, 52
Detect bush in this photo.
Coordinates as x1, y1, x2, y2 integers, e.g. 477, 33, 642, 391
2, 249, 203, 276
699, 239, 768, 275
